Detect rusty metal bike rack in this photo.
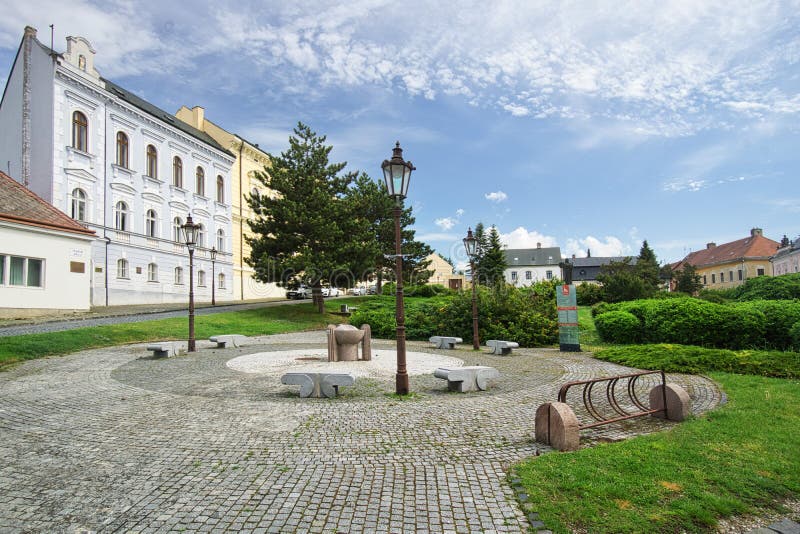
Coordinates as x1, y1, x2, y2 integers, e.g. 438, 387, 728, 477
557, 370, 667, 430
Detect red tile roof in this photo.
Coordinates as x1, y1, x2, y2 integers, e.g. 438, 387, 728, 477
0, 171, 95, 237
677, 231, 779, 269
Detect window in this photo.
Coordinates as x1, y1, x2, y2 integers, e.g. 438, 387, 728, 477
147, 263, 158, 282
196, 167, 205, 196
546, 270, 553, 280
146, 145, 158, 178
197, 224, 205, 248
71, 111, 88, 152
116, 132, 129, 168
216, 175, 224, 203
0, 254, 5, 285
78, 55, 86, 71
525, 271, 532, 280
7, 256, 43, 287
738, 269, 743, 281
173, 217, 183, 242
757, 267, 765, 276
720, 272, 725, 283
117, 259, 129, 279
703, 275, 707, 285
216, 229, 224, 252
145, 209, 158, 237
114, 201, 129, 231
174, 266, 183, 285
70, 188, 86, 221
172, 156, 183, 187
511, 271, 518, 281
711, 273, 716, 283
218, 273, 226, 289
198, 269, 206, 287
729, 270, 734, 283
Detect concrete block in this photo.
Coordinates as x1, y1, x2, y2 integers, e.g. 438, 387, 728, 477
535, 402, 580, 451
649, 383, 692, 422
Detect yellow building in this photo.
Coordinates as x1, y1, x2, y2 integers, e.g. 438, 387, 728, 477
425, 253, 465, 290
175, 106, 282, 300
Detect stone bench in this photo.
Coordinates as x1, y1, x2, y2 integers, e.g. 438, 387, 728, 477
429, 336, 462, 349
434, 366, 500, 392
281, 372, 355, 398
146, 342, 180, 358
486, 339, 519, 355
209, 334, 248, 348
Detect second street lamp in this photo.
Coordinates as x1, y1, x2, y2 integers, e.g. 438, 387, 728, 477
181, 215, 200, 352
463, 227, 480, 350
381, 141, 415, 395
210, 246, 217, 306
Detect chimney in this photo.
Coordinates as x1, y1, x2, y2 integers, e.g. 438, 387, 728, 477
587, 249, 591, 258
750, 228, 763, 237
191, 106, 205, 129
24, 26, 37, 39
536, 242, 541, 249
572, 254, 576, 259
707, 242, 716, 249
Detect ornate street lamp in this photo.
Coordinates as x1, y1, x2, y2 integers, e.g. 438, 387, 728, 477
382, 141, 415, 395
181, 215, 200, 352
463, 227, 480, 350
210, 246, 217, 306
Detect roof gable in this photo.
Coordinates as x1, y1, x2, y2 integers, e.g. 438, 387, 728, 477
681, 233, 780, 267
504, 247, 562, 267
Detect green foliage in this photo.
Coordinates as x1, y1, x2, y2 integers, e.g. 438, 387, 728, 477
732, 300, 800, 350
791, 322, 800, 351
350, 282, 558, 347
478, 225, 508, 286
727, 272, 800, 301
673, 263, 703, 295
635, 240, 661, 295
594, 343, 800, 378
697, 289, 731, 304
593, 311, 641, 343
596, 257, 647, 303
576, 283, 604, 305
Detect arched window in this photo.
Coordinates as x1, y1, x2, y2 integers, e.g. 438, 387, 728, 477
196, 167, 205, 196
147, 263, 158, 282
196, 224, 205, 248
72, 111, 88, 152
116, 132, 129, 168
173, 217, 183, 242
218, 273, 226, 289
114, 201, 129, 231
216, 229, 224, 252
116, 258, 129, 279
216, 175, 224, 203
145, 209, 158, 237
198, 269, 206, 287
146, 145, 158, 178
70, 188, 86, 221
172, 156, 183, 188
78, 55, 87, 71
174, 266, 183, 285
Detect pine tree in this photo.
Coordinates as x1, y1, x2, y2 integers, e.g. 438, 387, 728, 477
481, 226, 508, 286
635, 240, 661, 296
674, 264, 703, 295
246, 123, 358, 312
472, 222, 489, 285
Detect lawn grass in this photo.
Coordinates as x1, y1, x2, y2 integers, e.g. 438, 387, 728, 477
514, 372, 800, 533
0, 298, 364, 370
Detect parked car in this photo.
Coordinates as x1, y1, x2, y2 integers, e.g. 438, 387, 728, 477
286, 286, 311, 299
367, 285, 377, 295
348, 286, 367, 296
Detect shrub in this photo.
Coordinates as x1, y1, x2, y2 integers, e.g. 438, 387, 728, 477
591, 301, 613, 318
731, 300, 800, 350
594, 311, 641, 343
697, 290, 730, 304
576, 283, 604, 306
728, 273, 800, 301
791, 322, 800, 351
405, 284, 451, 298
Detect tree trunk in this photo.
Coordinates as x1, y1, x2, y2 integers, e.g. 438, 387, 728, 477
376, 270, 383, 295
312, 282, 324, 313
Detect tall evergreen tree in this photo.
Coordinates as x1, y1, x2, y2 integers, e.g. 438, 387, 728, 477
635, 240, 661, 296
471, 222, 489, 285
481, 226, 508, 286
674, 263, 703, 295
246, 123, 358, 312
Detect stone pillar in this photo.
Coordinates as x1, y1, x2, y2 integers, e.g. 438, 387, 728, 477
326, 324, 337, 362
360, 324, 372, 361
535, 402, 580, 451
649, 383, 692, 422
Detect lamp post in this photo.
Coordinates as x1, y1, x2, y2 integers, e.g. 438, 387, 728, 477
181, 215, 200, 352
463, 227, 480, 350
210, 246, 217, 306
382, 141, 415, 395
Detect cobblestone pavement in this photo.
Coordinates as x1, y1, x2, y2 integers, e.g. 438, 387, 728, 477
0, 332, 723, 533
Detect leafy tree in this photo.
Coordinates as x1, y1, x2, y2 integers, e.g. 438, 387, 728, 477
674, 263, 703, 295
480, 225, 508, 286
597, 257, 646, 303
246, 122, 358, 312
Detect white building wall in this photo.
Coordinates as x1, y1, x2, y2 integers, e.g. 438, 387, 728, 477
504, 265, 559, 287
772, 250, 800, 276
0, 222, 93, 311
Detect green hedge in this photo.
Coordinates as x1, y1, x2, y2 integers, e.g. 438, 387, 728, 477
594, 311, 641, 343
728, 273, 800, 301
593, 297, 800, 350
350, 282, 559, 347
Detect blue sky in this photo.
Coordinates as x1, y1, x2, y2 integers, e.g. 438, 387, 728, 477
2, 1, 798, 269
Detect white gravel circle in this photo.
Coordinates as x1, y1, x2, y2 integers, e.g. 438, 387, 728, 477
226, 349, 464, 378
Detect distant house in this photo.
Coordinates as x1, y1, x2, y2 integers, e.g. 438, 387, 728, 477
771, 235, 800, 276
671, 228, 780, 290
569, 255, 636, 285
425, 253, 465, 290
0, 171, 95, 315
504, 244, 562, 286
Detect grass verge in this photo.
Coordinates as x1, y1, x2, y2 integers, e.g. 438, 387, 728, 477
514, 372, 800, 533
0, 299, 363, 370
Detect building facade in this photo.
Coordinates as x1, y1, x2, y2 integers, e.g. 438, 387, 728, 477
671, 228, 780, 290
771, 236, 800, 276
0, 28, 235, 306
175, 106, 283, 300
569, 255, 637, 285
0, 171, 95, 315
424, 252, 464, 290
503, 245, 562, 286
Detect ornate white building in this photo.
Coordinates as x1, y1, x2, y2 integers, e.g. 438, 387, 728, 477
0, 27, 235, 306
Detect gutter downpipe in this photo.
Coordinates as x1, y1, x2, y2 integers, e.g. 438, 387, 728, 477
239, 139, 244, 301
103, 97, 110, 306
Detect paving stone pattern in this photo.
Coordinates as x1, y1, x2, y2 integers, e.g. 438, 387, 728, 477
0, 332, 722, 533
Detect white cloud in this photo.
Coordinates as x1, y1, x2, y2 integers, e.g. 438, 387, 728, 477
485, 191, 508, 203
434, 217, 457, 230
455, 208, 464, 216
500, 227, 558, 249
564, 236, 630, 258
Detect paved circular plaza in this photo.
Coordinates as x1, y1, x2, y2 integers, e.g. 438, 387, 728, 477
0, 331, 723, 533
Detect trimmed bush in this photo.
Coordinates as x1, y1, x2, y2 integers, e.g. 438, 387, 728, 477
576, 283, 604, 306
594, 311, 641, 343
790, 321, 800, 351
728, 273, 800, 301
731, 300, 800, 350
